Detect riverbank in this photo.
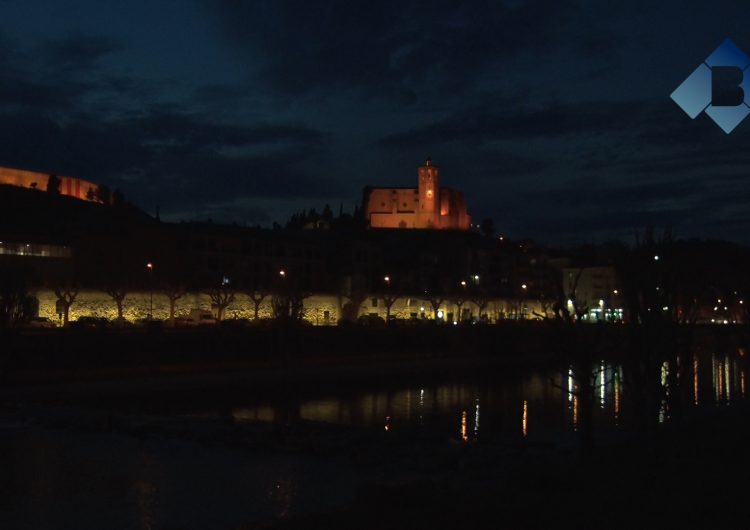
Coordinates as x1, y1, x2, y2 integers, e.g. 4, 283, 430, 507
1, 322, 746, 391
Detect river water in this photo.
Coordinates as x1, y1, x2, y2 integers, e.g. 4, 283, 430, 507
0, 349, 746, 529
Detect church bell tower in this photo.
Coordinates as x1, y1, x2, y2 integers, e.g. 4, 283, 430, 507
418, 157, 439, 227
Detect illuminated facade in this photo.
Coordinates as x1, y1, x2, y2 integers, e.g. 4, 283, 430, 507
0, 166, 99, 202
562, 266, 624, 321
364, 159, 471, 230
32, 289, 549, 326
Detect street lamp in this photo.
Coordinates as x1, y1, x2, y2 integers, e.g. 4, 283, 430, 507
384, 275, 390, 284
146, 262, 154, 320
279, 269, 286, 278
521, 283, 527, 290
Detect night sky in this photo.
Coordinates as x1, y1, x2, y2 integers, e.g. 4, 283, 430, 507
2, 0, 750, 244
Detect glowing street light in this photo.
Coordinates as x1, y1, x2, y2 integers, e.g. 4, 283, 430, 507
654, 255, 660, 261
521, 283, 527, 290
279, 269, 286, 278
460, 280, 467, 287
384, 275, 390, 283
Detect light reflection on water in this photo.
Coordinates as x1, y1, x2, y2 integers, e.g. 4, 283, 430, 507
4, 350, 748, 530
230, 350, 747, 440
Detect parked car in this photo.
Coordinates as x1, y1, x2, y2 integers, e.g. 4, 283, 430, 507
220, 317, 251, 328
357, 314, 386, 326
70, 316, 109, 329
187, 309, 217, 326
134, 318, 163, 329
171, 316, 192, 327
26, 317, 56, 328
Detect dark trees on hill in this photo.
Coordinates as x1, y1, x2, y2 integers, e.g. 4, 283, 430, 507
46, 174, 61, 195
0, 264, 37, 327
95, 185, 111, 205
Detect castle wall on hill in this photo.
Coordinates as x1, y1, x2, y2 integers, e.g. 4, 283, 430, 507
0, 166, 99, 202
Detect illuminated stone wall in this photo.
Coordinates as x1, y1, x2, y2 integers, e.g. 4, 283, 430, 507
0, 166, 99, 202
34, 290, 343, 325
357, 296, 547, 322
33, 289, 545, 325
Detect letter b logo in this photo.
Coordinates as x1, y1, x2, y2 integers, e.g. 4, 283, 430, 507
672, 39, 750, 133
712, 66, 744, 107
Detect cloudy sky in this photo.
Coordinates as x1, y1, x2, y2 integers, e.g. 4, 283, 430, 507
1, 0, 750, 243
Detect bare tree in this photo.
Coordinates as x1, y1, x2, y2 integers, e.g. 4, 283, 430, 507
382, 292, 399, 322
0, 264, 35, 327
472, 295, 489, 321
272, 291, 308, 321
105, 288, 128, 321
452, 297, 466, 322
163, 286, 185, 326
206, 287, 235, 321
54, 287, 78, 327
532, 296, 555, 320
248, 290, 268, 320
380, 276, 399, 323
428, 296, 443, 320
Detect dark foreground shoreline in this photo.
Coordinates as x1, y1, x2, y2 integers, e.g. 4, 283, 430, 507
1, 322, 747, 391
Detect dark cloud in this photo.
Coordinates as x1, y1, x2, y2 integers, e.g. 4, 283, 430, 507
379, 99, 678, 147
0, 107, 339, 223
206, 0, 576, 104
41, 33, 122, 72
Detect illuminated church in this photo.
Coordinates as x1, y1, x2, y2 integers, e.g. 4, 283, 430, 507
363, 158, 471, 230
